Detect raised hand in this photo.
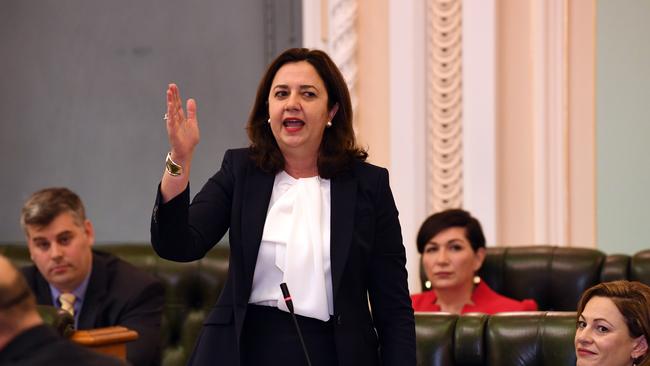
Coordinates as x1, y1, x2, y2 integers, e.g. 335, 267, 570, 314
165, 83, 200, 163
160, 83, 199, 202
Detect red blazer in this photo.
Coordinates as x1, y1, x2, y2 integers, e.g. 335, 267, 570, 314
410, 281, 538, 314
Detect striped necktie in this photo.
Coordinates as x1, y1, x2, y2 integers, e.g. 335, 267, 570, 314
59, 293, 76, 316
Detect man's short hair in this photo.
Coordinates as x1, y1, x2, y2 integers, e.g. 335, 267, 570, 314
20, 187, 87, 232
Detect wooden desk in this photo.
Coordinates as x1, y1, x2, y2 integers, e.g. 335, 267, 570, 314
71, 326, 138, 360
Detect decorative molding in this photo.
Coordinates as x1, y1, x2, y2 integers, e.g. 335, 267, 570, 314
532, 0, 569, 245
426, 0, 463, 213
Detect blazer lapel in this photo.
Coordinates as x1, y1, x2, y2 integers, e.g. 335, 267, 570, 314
241, 165, 274, 293
34, 271, 55, 305
77, 252, 107, 329
330, 172, 357, 302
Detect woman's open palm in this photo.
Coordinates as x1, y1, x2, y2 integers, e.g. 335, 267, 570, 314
165, 83, 200, 160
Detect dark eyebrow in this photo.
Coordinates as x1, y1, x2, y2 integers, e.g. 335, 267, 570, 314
593, 318, 613, 324
272, 84, 319, 91
55, 230, 74, 239
578, 314, 614, 326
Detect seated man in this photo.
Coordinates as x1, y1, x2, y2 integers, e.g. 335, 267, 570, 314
0, 254, 125, 365
19, 187, 164, 366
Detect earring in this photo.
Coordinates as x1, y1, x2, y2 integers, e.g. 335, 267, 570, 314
326, 120, 332, 128
473, 275, 481, 285
267, 118, 271, 124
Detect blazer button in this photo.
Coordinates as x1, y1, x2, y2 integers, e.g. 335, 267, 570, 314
336, 314, 342, 325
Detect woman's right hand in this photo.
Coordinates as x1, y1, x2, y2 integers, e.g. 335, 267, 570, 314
165, 83, 200, 163
160, 83, 199, 202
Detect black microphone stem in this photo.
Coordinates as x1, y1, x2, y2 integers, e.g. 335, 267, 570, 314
280, 283, 313, 366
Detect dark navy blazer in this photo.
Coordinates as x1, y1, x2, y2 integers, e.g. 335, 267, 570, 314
151, 148, 415, 366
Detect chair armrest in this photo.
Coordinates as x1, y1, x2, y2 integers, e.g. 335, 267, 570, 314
71, 326, 139, 360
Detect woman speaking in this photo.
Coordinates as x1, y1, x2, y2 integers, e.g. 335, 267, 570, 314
150, 48, 415, 366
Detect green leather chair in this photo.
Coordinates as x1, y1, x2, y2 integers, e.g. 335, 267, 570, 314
98, 244, 230, 366
415, 311, 577, 366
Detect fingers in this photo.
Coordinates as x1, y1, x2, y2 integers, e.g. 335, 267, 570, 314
166, 83, 186, 127
166, 84, 198, 129
171, 84, 182, 115
166, 84, 177, 127
186, 98, 197, 122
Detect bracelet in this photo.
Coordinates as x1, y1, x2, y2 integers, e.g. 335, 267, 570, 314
165, 152, 183, 176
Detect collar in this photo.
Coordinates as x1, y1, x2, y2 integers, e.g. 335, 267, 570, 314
49, 265, 92, 305
426, 280, 490, 311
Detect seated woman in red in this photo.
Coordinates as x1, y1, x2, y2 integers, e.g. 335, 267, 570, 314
410, 209, 537, 314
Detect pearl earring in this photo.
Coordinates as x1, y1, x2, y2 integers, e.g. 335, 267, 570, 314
267, 118, 271, 124
326, 121, 332, 128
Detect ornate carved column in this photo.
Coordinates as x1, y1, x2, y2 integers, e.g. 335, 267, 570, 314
426, 0, 463, 213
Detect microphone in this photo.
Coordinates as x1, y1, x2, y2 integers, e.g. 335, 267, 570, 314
280, 283, 312, 366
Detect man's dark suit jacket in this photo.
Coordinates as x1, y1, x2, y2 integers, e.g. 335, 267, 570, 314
22, 250, 164, 366
151, 148, 416, 366
0, 324, 125, 366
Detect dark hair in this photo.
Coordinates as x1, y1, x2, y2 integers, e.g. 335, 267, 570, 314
416, 209, 486, 254
20, 187, 86, 232
577, 281, 650, 365
246, 47, 367, 178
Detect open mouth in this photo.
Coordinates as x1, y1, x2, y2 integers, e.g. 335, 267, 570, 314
282, 118, 305, 129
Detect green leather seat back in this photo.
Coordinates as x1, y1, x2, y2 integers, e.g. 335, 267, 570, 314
631, 249, 650, 283
95, 244, 229, 366
484, 312, 576, 366
454, 313, 488, 366
415, 313, 457, 366
415, 312, 577, 366
480, 246, 605, 311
